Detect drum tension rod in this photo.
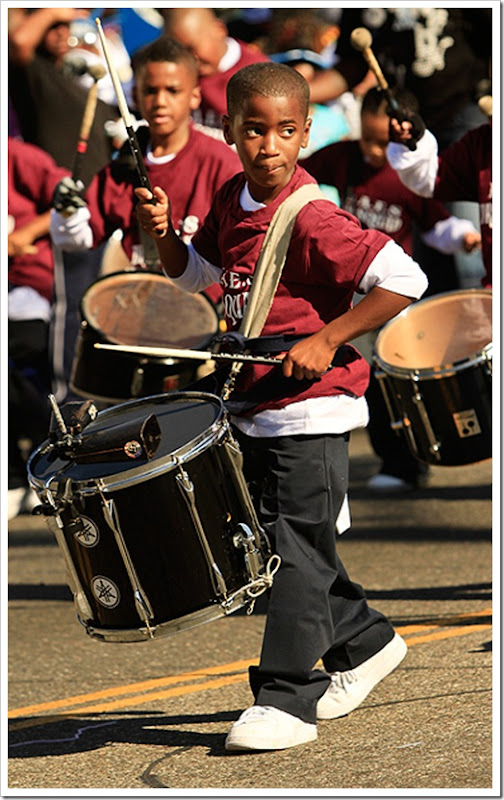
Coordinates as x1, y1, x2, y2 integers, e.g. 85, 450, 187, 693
174, 463, 229, 599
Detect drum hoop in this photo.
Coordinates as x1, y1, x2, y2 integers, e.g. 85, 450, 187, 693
377, 287, 492, 333
374, 341, 492, 381
28, 392, 228, 494
81, 595, 248, 642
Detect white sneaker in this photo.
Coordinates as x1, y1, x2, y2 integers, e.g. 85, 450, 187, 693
225, 705, 317, 752
7, 487, 39, 520
8, 487, 27, 521
317, 632, 408, 720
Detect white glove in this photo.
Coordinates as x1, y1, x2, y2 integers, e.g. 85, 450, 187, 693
50, 206, 93, 251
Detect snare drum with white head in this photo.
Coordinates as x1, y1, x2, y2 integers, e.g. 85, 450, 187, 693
373, 289, 492, 466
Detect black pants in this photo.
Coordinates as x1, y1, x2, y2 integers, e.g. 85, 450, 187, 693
8, 319, 51, 490
233, 428, 394, 723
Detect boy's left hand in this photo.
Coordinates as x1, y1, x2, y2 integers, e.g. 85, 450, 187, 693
282, 331, 335, 381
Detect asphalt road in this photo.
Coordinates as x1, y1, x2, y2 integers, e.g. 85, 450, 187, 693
6, 427, 494, 795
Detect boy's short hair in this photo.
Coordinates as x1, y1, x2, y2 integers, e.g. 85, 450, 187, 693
131, 36, 198, 82
226, 62, 310, 119
361, 86, 419, 116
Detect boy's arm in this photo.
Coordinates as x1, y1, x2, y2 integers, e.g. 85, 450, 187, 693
387, 125, 439, 198
135, 185, 188, 277
421, 216, 481, 254
283, 239, 428, 381
283, 287, 412, 381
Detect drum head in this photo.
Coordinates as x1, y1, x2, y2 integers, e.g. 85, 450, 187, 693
375, 289, 492, 370
28, 392, 225, 486
80, 271, 218, 348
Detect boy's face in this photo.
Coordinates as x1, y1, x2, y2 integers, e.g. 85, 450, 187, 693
134, 61, 201, 139
359, 111, 389, 169
223, 94, 311, 203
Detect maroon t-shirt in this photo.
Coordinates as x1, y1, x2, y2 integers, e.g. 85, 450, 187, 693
192, 41, 270, 130
301, 140, 451, 257
432, 123, 492, 287
192, 166, 393, 413
8, 137, 69, 301
85, 126, 241, 264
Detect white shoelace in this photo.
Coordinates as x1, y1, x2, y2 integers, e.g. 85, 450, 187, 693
330, 670, 358, 693
235, 706, 278, 726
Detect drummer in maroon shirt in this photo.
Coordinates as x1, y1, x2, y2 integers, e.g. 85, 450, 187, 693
300, 87, 481, 493
50, 36, 241, 307
387, 103, 492, 289
134, 62, 428, 754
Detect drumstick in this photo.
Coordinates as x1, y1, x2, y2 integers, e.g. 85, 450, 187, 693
95, 17, 155, 198
59, 63, 106, 219
94, 342, 284, 366
71, 63, 106, 185
478, 95, 492, 117
350, 27, 391, 95
350, 27, 418, 151
95, 342, 339, 371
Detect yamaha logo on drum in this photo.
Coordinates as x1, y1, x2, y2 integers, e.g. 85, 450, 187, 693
73, 516, 100, 548
91, 576, 121, 609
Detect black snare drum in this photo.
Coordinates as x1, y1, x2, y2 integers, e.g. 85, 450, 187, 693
70, 271, 220, 404
373, 289, 492, 466
28, 392, 276, 643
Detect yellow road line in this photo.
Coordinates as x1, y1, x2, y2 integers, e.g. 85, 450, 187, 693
8, 608, 492, 729
8, 660, 256, 718
402, 624, 492, 646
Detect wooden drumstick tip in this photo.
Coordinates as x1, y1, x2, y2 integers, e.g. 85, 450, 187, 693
350, 27, 373, 52
478, 95, 492, 117
88, 63, 106, 82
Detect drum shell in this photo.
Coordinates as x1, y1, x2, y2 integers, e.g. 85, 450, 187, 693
70, 321, 199, 404
375, 352, 492, 466
28, 393, 268, 642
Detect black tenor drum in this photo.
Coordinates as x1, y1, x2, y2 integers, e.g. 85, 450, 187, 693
27, 392, 277, 643
70, 271, 220, 404
373, 289, 492, 466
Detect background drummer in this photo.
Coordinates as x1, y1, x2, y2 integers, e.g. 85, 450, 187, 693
387, 98, 492, 290
49, 36, 241, 398
300, 86, 482, 494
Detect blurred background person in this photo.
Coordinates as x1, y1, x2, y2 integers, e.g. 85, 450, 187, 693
301, 87, 481, 492
305, 8, 491, 291
8, 138, 70, 519
161, 7, 270, 138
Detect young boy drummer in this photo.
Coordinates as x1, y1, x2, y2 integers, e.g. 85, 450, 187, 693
135, 62, 428, 753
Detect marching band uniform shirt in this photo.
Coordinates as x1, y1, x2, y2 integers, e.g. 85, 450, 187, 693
387, 123, 492, 287
172, 165, 428, 437
300, 140, 477, 257
8, 137, 69, 303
